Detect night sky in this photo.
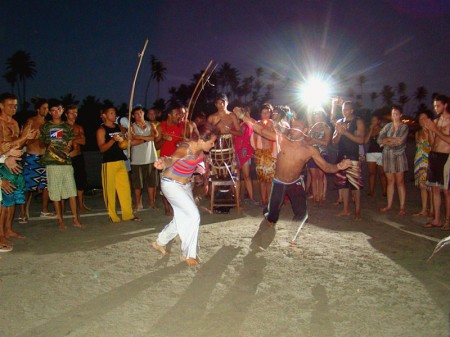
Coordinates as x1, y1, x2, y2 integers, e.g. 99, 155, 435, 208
1, 0, 450, 111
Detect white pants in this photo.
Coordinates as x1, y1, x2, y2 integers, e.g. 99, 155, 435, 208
157, 178, 200, 259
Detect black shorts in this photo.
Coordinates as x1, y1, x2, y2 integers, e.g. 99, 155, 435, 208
427, 151, 449, 189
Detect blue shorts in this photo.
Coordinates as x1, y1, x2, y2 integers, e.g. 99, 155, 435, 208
0, 164, 26, 207
23, 153, 48, 191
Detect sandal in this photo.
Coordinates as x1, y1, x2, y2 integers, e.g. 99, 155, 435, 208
0, 243, 13, 253
18, 217, 28, 224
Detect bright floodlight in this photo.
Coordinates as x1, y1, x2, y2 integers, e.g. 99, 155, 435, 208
300, 78, 330, 108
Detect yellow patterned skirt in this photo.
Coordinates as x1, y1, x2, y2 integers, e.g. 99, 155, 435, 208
254, 148, 276, 183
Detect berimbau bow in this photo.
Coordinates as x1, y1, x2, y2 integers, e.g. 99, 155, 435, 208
127, 38, 149, 156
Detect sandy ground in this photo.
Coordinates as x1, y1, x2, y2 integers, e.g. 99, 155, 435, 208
1, 177, 450, 337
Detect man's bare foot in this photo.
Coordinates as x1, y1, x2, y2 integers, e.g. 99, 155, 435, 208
441, 219, 450, 231
79, 207, 91, 214
266, 219, 274, 228
5, 230, 25, 239
379, 207, 391, 213
0, 236, 13, 245
151, 241, 168, 256
423, 221, 442, 228
337, 211, 351, 217
133, 205, 144, 212
58, 221, 66, 231
289, 241, 303, 252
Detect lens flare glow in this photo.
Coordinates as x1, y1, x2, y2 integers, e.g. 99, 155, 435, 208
299, 78, 330, 109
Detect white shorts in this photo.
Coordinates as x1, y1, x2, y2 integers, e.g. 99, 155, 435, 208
366, 152, 382, 166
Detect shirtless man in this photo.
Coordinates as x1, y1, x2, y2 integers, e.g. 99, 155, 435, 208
20, 98, 55, 222
207, 93, 242, 136
423, 94, 450, 230
65, 105, 90, 212
0, 93, 36, 244
234, 107, 351, 231
179, 106, 200, 140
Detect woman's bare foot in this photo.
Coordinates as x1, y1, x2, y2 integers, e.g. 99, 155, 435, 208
379, 207, 391, 213
5, 230, 25, 239
184, 258, 199, 267
413, 210, 428, 217
151, 241, 168, 256
73, 219, 85, 228
398, 209, 406, 216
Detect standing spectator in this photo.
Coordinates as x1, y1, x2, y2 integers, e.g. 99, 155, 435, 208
332, 100, 365, 220
251, 103, 277, 208
39, 100, 83, 230
20, 97, 55, 222
0, 93, 36, 243
378, 105, 409, 216
413, 111, 434, 217
307, 110, 331, 206
159, 106, 183, 216
0, 147, 23, 252
233, 106, 256, 204
365, 115, 387, 197
96, 104, 141, 223
65, 105, 90, 212
423, 94, 450, 230
130, 105, 159, 210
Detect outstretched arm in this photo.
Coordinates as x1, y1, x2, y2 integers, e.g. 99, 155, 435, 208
233, 107, 276, 141
310, 146, 351, 173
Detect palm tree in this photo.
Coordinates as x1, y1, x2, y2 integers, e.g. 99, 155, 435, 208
357, 75, 366, 99
60, 93, 79, 107
3, 71, 17, 93
370, 92, 379, 108
380, 85, 395, 107
144, 55, 167, 107
6, 50, 37, 111
216, 62, 240, 101
414, 86, 428, 105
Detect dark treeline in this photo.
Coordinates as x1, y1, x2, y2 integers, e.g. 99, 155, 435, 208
3, 50, 437, 150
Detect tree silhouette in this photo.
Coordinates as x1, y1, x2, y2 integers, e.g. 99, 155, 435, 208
5, 50, 37, 111
414, 86, 428, 106
3, 71, 17, 93
380, 85, 395, 107
216, 62, 240, 101
60, 93, 80, 107
357, 75, 366, 100
370, 92, 379, 108
144, 55, 167, 107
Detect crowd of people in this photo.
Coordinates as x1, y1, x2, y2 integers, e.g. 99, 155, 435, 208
0, 91, 449, 267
